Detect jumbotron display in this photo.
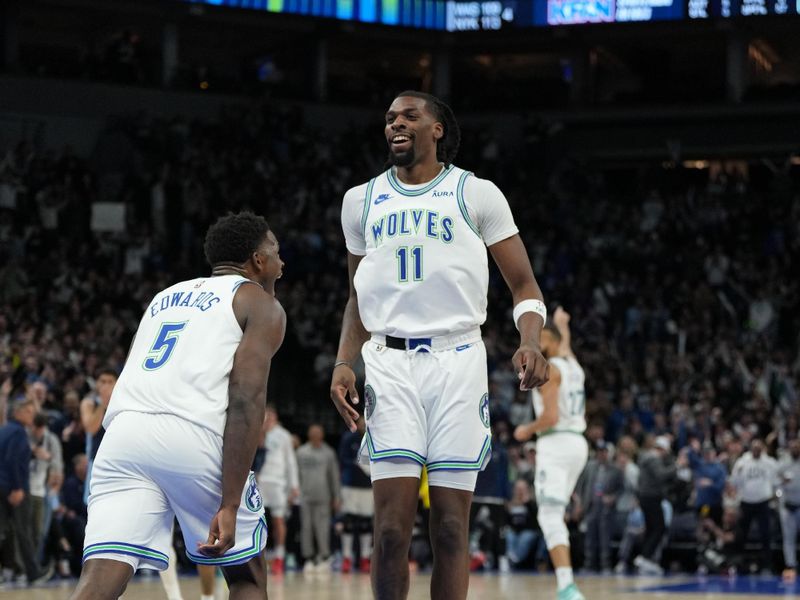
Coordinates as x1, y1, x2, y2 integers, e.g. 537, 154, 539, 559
181, 0, 799, 30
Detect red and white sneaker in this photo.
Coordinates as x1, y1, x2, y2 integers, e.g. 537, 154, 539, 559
341, 557, 353, 573
359, 557, 371, 574
271, 557, 284, 576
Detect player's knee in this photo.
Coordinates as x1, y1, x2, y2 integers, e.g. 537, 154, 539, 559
538, 503, 569, 550
431, 514, 467, 557
375, 522, 410, 560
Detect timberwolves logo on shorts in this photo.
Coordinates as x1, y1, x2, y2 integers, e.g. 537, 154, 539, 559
245, 473, 263, 512
365, 384, 377, 419
479, 393, 491, 428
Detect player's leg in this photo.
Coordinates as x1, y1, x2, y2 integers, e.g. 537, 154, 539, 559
341, 512, 356, 572
74, 413, 176, 600
270, 515, 286, 567
158, 544, 184, 600
371, 476, 420, 600
69, 559, 133, 600
220, 554, 267, 600
358, 508, 374, 573
370, 475, 420, 593
428, 485, 473, 600
264, 484, 288, 574
198, 565, 216, 600
536, 436, 588, 600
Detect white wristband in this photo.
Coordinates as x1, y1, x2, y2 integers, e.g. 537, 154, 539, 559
513, 299, 547, 331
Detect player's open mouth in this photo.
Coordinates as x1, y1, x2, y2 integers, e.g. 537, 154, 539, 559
390, 133, 413, 151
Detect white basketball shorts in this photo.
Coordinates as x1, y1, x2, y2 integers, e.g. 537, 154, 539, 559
358, 332, 491, 492
83, 411, 267, 571
342, 486, 374, 517
260, 480, 289, 519
534, 432, 589, 506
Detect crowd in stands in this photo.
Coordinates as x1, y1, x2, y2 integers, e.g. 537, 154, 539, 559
0, 99, 799, 583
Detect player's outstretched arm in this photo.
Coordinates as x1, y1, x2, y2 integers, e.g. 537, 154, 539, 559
489, 235, 549, 391
198, 283, 285, 558
553, 306, 576, 359
330, 251, 370, 432
513, 365, 561, 442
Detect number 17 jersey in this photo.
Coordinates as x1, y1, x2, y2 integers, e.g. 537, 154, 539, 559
104, 274, 252, 438
532, 356, 587, 435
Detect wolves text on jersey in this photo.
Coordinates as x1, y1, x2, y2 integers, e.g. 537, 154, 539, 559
370, 208, 454, 247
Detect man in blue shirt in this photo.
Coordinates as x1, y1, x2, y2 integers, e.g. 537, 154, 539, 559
0, 398, 51, 585
686, 439, 727, 525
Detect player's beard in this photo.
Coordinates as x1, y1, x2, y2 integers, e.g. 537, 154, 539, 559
387, 145, 416, 168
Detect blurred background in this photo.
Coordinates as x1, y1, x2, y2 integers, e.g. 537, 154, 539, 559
0, 0, 798, 587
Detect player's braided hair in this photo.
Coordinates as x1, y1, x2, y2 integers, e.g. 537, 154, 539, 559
396, 91, 461, 166
204, 211, 271, 266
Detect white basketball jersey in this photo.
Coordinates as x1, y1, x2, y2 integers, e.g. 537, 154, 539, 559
105, 274, 253, 437
353, 165, 489, 337
531, 356, 587, 434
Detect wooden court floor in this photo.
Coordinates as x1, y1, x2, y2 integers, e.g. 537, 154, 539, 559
3, 572, 800, 600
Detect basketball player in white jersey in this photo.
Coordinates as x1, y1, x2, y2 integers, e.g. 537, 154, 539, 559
331, 91, 550, 600
70, 212, 286, 600
257, 403, 299, 575
514, 307, 588, 600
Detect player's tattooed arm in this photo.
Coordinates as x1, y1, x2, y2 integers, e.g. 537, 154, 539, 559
489, 234, 550, 391
330, 251, 370, 432
513, 365, 562, 442
199, 284, 285, 558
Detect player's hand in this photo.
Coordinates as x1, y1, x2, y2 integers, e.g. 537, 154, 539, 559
513, 424, 533, 443
330, 364, 360, 433
288, 487, 300, 503
512, 342, 549, 391
553, 306, 570, 328
197, 506, 237, 558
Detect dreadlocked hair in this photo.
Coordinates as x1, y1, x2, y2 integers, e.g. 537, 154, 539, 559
204, 211, 270, 266
396, 91, 461, 166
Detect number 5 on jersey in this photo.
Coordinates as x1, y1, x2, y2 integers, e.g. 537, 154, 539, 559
143, 322, 188, 371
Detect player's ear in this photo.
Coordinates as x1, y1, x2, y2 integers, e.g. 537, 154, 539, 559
433, 122, 444, 141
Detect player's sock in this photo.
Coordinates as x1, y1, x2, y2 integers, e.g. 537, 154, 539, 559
342, 533, 354, 560
201, 595, 214, 600
159, 547, 184, 600
359, 533, 372, 558
275, 544, 286, 559
556, 567, 574, 591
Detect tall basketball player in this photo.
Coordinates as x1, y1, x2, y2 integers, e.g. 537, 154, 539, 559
331, 91, 550, 600
70, 212, 286, 600
514, 307, 588, 600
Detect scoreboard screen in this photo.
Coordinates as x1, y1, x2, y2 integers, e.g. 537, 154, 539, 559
181, 0, 799, 29
688, 0, 798, 17
537, 0, 684, 25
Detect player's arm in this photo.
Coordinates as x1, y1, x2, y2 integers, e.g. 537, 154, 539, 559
553, 306, 576, 359
513, 364, 561, 442
286, 435, 300, 499
79, 396, 105, 435
198, 284, 286, 557
489, 235, 549, 390
330, 251, 369, 432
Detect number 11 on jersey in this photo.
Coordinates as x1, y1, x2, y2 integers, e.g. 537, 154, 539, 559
396, 246, 423, 283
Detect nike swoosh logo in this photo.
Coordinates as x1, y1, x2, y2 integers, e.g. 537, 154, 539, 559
374, 196, 392, 205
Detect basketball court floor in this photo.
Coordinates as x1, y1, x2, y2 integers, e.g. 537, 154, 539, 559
4, 572, 800, 599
